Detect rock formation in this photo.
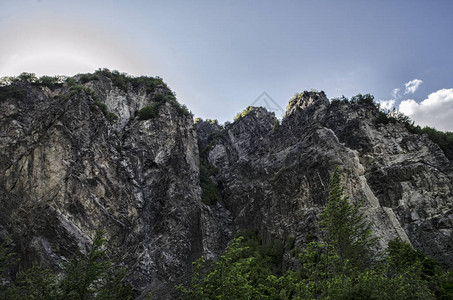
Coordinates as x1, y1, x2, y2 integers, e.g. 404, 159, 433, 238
0, 73, 452, 298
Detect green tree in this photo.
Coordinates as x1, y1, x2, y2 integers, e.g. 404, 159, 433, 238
58, 230, 131, 300
179, 168, 448, 299
319, 166, 379, 272
178, 236, 270, 299
1, 231, 132, 300
6, 263, 58, 300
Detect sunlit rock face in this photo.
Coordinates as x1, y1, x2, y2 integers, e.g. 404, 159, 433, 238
1, 77, 452, 299
0, 74, 204, 298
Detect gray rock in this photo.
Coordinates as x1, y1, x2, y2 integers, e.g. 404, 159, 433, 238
1, 79, 452, 298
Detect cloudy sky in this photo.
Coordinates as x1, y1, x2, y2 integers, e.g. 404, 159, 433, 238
1, 0, 452, 130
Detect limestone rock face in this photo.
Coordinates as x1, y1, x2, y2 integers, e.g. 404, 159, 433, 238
0, 75, 205, 298
1, 78, 452, 298
197, 92, 453, 268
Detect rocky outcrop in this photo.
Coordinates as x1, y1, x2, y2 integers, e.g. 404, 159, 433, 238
197, 91, 453, 268
1, 76, 452, 298
0, 74, 204, 298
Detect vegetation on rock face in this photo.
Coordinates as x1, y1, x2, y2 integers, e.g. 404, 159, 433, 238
138, 103, 163, 120
93, 68, 164, 93
92, 101, 119, 123
137, 93, 191, 120
0, 85, 25, 100
61, 86, 118, 123
0, 231, 133, 299
331, 93, 453, 160
0, 72, 65, 90
0, 72, 67, 99
273, 119, 280, 133
234, 106, 257, 122
179, 167, 453, 299
200, 160, 220, 205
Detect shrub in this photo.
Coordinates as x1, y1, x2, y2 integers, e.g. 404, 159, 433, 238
234, 106, 256, 122
0, 86, 24, 100
110, 71, 129, 92
94, 69, 131, 92
138, 103, 162, 120
94, 102, 109, 115
107, 112, 119, 122
350, 93, 375, 106
66, 77, 77, 87
92, 101, 118, 123
375, 111, 391, 125
0, 76, 14, 86
84, 88, 99, 101
79, 73, 99, 84
155, 94, 166, 102
169, 100, 190, 116
206, 119, 218, 125
330, 95, 349, 104
130, 76, 163, 93
273, 119, 279, 133
36, 75, 63, 89
69, 85, 84, 94
18, 72, 38, 83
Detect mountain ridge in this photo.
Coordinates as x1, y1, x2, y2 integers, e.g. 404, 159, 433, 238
1, 71, 452, 298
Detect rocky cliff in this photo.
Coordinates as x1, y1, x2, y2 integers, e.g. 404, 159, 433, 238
0, 73, 452, 298
197, 92, 453, 269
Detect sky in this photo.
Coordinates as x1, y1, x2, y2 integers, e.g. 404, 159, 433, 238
0, 0, 452, 130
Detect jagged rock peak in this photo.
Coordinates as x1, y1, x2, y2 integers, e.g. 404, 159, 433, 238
284, 90, 329, 116
2, 71, 453, 298
230, 106, 277, 136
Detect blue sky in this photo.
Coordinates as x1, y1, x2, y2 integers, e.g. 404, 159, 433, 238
1, 0, 453, 130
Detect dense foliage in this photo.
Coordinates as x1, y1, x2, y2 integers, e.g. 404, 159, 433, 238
179, 167, 453, 299
0, 231, 133, 299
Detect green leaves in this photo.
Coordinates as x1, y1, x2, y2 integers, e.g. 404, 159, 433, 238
178, 236, 259, 299
0, 231, 132, 300
233, 106, 256, 122
320, 166, 379, 272
180, 167, 451, 299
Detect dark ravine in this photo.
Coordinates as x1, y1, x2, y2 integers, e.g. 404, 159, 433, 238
0, 73, 452, 298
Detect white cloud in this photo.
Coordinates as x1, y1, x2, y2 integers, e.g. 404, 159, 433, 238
392, 88, 401, 99
398, 88, 453, 132
404, 79, 423, 94
378, 99, 396, 111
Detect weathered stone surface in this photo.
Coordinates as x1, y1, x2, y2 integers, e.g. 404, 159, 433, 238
0, 76, 204, 298
1, 79, 452, 299
197, 91, 453, 268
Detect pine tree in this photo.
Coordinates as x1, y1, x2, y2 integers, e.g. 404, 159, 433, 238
58, 230, 132, 300
319, 166, 379, 272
